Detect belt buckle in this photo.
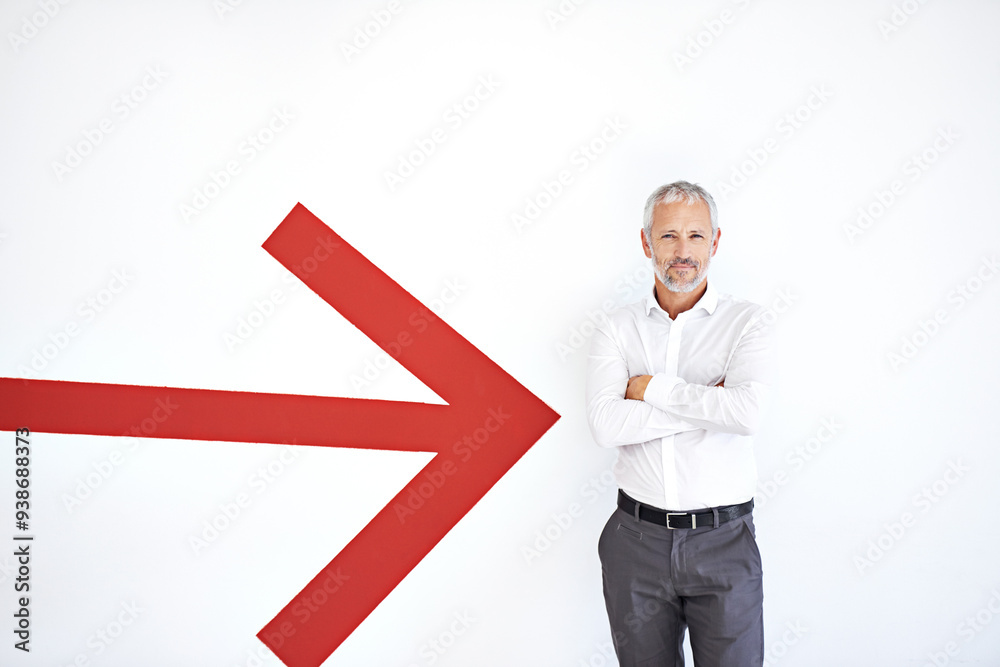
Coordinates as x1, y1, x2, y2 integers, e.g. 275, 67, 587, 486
665, 512, 693, 529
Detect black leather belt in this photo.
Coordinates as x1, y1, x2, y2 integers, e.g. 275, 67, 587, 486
617, 490, 753, 529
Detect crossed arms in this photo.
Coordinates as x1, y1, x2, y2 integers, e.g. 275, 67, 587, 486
584, 312, 771, 447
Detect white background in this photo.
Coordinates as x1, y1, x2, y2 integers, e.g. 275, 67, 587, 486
2, 1, 1000, 665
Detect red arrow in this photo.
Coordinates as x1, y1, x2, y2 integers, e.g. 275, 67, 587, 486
0, 203, 559, 667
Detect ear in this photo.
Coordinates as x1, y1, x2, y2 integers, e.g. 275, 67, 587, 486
710, 227, 721, 257
641, 228, 652, 259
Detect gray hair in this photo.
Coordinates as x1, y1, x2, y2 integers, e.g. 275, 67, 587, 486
642, 181, 718, 242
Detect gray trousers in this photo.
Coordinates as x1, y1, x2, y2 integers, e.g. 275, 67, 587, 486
598, 505, 764, 666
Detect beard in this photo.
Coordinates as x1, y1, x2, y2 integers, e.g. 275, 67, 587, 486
652, 253, 711, 294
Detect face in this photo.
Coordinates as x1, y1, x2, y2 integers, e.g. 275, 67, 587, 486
641, 199, 719, 294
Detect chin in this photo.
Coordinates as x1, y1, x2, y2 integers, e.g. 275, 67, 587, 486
662, 272, 707, 294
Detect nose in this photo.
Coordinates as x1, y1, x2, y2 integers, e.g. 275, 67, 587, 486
673, 239, 691, 262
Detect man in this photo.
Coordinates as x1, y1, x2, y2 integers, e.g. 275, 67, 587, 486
586, 181, 772, 666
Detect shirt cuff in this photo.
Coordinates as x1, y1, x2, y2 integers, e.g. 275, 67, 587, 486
643, 373, 683, 411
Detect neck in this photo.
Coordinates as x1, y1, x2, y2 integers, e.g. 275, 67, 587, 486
654, 279, 707, 320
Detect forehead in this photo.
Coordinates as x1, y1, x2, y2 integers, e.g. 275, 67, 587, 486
650, 199, 711, 231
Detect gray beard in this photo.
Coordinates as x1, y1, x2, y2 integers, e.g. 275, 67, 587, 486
653, 255, 710, 294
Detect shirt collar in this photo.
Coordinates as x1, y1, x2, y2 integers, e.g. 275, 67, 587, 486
643, 280, 719, 317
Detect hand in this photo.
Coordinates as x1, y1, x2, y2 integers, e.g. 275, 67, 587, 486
626, 375, 652, 401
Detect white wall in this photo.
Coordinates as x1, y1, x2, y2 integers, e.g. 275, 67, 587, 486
1, 1, 999, 665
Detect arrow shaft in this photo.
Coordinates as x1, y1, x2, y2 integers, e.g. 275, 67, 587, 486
0, 378, 455, 450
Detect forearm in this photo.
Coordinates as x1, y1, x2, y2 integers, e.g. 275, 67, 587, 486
586, 389, 700, 447
640, 374, 767, 436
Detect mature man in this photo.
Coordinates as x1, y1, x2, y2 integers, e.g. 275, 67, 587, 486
586, 181, 772, 666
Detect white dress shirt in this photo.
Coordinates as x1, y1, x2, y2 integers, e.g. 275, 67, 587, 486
585, 281, 772, 511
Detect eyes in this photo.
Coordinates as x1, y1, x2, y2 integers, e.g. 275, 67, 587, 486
660, 233, 705, 240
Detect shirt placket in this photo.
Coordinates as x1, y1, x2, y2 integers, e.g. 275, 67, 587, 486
661, 312, 685, 510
